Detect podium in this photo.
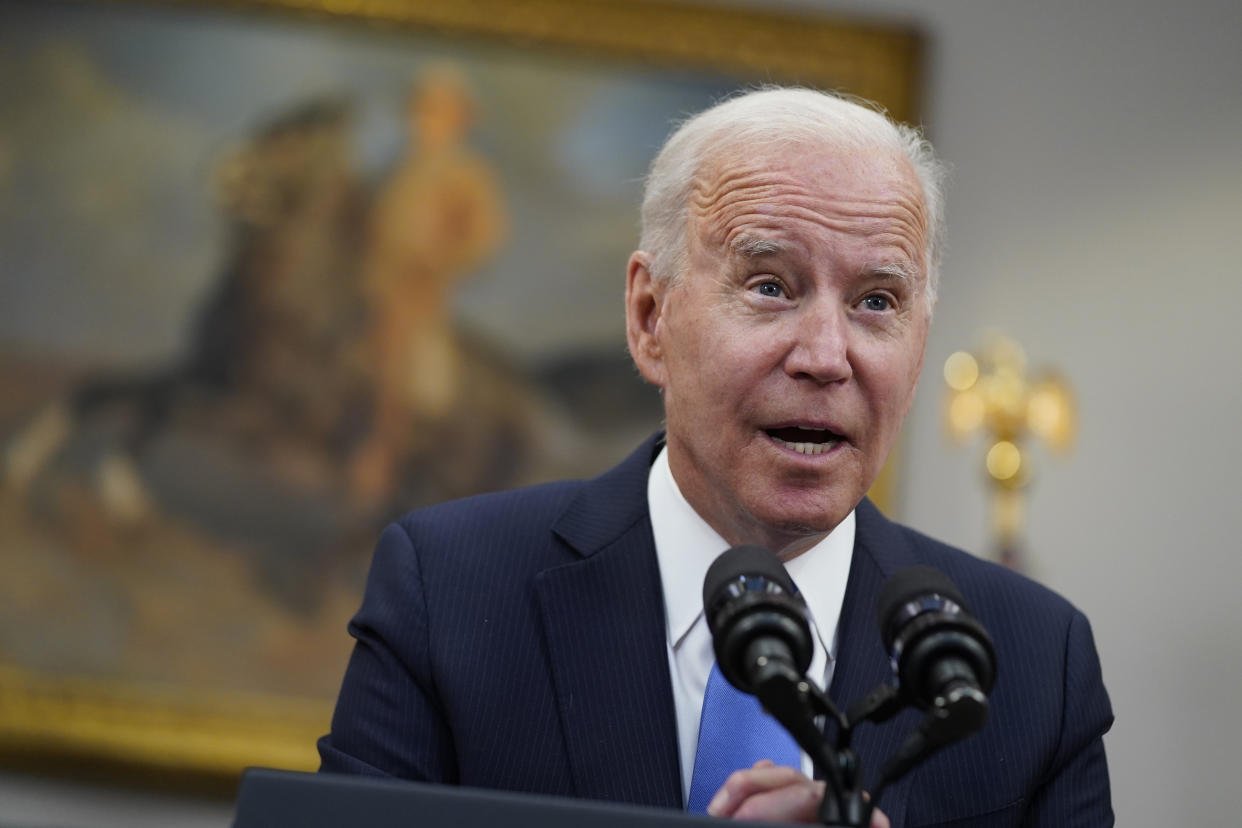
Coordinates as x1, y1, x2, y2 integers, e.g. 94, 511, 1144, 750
233, 769, 785, 828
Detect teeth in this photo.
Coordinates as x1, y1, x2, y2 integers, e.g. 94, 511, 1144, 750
771, 435, 839, 455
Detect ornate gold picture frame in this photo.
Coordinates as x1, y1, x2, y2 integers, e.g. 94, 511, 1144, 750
0, 0, 919, 788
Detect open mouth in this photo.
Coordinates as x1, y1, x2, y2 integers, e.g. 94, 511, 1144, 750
764, 426, 844, 456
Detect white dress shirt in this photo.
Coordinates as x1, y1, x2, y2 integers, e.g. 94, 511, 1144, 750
647, 444, 855, 802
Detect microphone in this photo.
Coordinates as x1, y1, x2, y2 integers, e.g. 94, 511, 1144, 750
876, 566, 996, 736
703, 545, 813, 695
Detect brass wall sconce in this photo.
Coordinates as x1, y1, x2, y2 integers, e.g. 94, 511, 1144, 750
943, 334, 1076, 570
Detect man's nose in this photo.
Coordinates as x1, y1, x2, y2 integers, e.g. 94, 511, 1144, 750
783, 302, 852, 384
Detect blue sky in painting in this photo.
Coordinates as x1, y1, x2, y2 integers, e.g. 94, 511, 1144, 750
0, 0, 734, 366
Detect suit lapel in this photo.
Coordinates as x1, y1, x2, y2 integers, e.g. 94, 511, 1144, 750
528, 450, 925, 816
829, 499, 923, 828
533, 436, 682, 808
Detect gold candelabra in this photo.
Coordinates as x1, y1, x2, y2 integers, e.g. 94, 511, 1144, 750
943, 334, 1076, 570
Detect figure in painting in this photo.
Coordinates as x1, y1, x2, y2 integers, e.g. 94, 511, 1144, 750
347, 66, 536, 506
1, 65, 555, 536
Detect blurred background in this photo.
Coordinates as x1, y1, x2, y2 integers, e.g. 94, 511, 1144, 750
1, 0, 1239, 826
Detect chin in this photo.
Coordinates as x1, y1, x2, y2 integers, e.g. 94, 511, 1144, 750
751, 500, 852, 543
780, 479, 858, 515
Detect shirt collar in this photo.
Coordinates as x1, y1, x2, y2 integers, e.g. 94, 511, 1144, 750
648, 444, 855, 661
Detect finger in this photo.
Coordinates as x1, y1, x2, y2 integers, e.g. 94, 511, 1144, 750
708, 764, 806, 816
871, 805, 891, 828
707, 766, 820, 818
729, 780, 827, 824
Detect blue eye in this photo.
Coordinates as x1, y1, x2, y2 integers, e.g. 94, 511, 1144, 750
862, 294, 892, 311
754, 281, 785, 298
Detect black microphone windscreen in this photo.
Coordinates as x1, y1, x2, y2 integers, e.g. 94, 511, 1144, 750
876, 566, 969, 644
702, 544, 797, 611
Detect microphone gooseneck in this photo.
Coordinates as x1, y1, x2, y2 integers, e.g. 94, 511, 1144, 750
698, 551, 1001, 827
702, 545, 813, 695
702, 545, 862, 825
873, 566, 998, 789
876, 566, 996, 717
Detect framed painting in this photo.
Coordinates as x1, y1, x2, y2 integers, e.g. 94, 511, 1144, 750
0, 0, 921, 787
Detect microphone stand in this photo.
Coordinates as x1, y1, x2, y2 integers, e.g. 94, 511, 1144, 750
747, 646, 872, 827
707, 552, 994, 825
750, 647, 951, 827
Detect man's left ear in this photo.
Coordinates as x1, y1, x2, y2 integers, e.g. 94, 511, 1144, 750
625, 251, 667, 389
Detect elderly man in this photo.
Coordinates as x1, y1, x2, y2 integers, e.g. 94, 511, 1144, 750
319, 88, 1113, 827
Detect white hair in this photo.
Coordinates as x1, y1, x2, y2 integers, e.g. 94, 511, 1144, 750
639, 87, 947, 310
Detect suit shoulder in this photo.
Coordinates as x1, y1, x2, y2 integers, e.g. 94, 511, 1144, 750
886, 519, 1081, 625
392, 478, 584, 549
386, 435, 661, 569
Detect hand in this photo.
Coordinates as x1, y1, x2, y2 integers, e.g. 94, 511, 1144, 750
706, 760, 889, 827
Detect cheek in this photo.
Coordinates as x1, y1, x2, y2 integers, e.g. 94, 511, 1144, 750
663, 309, 718, 377
900, 331, 929, 408
664, 339, 748, 427
860, 345, 925, 422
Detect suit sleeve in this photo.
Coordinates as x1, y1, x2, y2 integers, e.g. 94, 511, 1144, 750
1026, 609, 1114, 826
317, 522, 458, 781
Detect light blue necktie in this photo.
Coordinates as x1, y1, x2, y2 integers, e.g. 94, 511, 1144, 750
686, 661, 802, 813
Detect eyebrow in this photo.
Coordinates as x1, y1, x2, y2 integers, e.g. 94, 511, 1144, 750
730, 235, 784, 257
869, 262, 917, 282
728, 236, 921, 282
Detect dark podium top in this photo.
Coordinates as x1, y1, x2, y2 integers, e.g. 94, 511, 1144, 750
233, 769, 786, 828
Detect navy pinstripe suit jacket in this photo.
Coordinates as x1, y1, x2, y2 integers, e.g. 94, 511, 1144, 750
319, 434, 1113, 826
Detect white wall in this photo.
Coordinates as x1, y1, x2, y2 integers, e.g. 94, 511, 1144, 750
761, 1, 1242, 824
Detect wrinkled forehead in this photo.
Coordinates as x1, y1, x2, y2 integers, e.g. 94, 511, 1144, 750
692, 136, 923, 211
688, 139, 929, 260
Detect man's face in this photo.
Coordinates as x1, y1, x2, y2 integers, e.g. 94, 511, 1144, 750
627, 142, 931, 556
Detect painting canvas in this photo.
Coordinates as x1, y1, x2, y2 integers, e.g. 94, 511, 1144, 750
0, 0, 919, 781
